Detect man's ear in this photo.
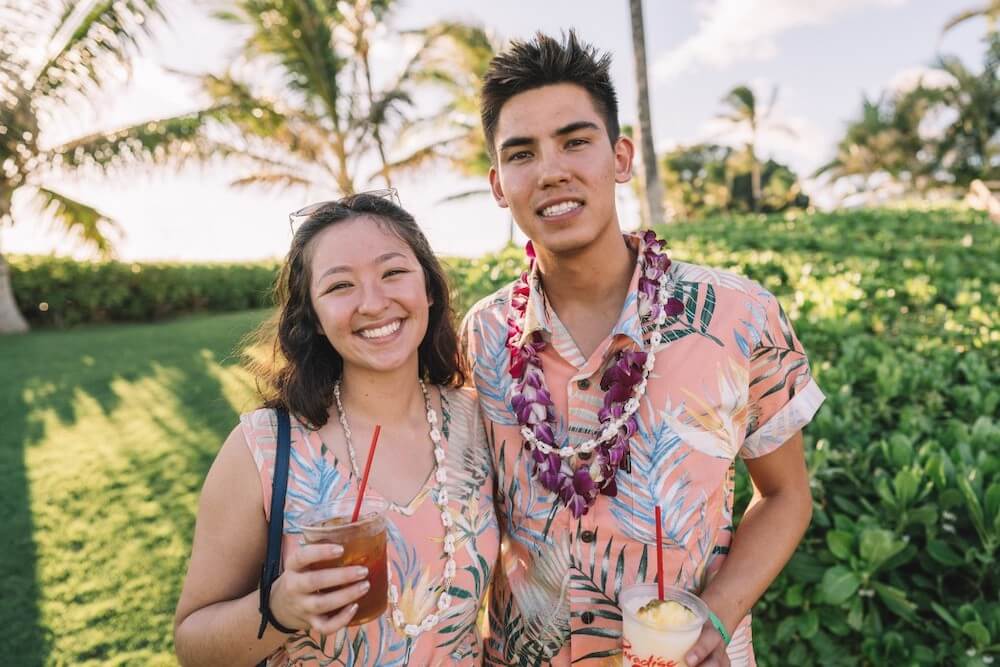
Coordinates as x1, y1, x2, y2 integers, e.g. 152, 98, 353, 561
613, 135, 635, 184
489, 166, 509, 208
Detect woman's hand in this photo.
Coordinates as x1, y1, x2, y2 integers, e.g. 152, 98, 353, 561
268, 543, 372, 635
685, 622, 730, 667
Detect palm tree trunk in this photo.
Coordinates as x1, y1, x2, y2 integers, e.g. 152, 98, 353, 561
749, 141, 762, 212
629, 0, 666, 228
0, 209, 30, 332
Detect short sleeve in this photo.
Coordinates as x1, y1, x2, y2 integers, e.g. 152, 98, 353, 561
740, 290, 825, 459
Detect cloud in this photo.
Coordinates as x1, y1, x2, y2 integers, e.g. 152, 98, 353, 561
692, 80, 832, 173
654, 0, 909, 82
886, 65, 957, 95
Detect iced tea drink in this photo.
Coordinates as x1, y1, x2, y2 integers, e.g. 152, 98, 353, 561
298, 496, 389, 626
620, 584, 709, 667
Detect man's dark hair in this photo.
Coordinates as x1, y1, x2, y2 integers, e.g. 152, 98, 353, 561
244, 192, 465, 429
480, 30, 619, 163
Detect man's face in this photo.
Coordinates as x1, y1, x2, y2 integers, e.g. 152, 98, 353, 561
489, 83, 634, 258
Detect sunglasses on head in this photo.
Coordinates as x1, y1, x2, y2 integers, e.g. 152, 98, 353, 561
288, 187, 400, 233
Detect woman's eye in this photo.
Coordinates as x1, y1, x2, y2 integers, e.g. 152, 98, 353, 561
325, 282, 351, 293
384, 268, 409, 278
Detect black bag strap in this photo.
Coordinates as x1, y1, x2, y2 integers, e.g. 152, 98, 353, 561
257, 407, 294, 645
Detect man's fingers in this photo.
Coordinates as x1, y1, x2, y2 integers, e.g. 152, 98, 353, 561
685, 622, 723, 665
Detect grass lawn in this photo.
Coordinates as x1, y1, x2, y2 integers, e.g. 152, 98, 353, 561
0, 310, 269, 666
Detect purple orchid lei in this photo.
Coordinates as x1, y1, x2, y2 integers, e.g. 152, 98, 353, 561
507, 231, 684, 517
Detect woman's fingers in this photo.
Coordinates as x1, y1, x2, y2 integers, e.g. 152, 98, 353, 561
310, 602, 360, 635
303, 565, 369, 593
285, 543, 343, 573
309, 579, 371, 615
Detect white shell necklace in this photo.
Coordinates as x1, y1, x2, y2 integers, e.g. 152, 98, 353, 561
332, 378, 456, 638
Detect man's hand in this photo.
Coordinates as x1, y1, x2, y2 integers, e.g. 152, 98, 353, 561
685, 621, 730, 667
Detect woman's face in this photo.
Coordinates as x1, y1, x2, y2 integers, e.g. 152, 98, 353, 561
307, 216, 430, 378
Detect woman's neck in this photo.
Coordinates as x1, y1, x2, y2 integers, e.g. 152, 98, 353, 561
336, 363, 426, 426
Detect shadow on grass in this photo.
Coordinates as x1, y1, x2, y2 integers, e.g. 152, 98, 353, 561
0, 309, 268, 664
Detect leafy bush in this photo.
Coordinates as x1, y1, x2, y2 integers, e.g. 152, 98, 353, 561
9, 255, 279, 327
663, 207, 998, 665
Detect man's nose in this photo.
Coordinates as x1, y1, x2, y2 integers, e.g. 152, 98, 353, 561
536, 148, 571, 188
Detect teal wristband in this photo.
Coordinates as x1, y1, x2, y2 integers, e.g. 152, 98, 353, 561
705, 608, 731, 646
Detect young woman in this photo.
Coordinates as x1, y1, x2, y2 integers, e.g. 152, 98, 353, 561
174, 192, 498, 666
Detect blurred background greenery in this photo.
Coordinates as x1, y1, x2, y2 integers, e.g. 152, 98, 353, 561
1, 1, 998, 665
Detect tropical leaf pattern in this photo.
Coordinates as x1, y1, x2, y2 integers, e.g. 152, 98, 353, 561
240, 386, 498, 666
464, 235, 825, 666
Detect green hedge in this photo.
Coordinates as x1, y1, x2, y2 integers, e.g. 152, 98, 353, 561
9, 255, 279, 327
663, 207, 999, 665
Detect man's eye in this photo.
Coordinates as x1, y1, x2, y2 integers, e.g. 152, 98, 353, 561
567, 138, 589, 148
508, 150, 531, 162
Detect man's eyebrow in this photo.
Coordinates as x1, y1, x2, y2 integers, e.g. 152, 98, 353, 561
498, 135, 533, 153
498, 120, 601, 154
314, 252, 407, 284
554, 120, 600, 137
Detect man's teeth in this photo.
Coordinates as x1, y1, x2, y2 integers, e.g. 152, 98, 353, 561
540, 201, 581, 217
359, 320, 401, 339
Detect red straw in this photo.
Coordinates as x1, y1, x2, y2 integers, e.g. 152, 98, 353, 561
351, 424, 381, 522
655, 505, 664, 601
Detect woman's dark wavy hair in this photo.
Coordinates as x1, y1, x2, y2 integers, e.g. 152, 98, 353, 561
245, 192, 465, 429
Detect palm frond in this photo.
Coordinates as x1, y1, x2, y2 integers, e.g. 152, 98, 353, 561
44, 108, 227, 173
30, 0, 164, 104
437, 187, 490, 204
229, 171, 314, 191
32, 186, 119, 256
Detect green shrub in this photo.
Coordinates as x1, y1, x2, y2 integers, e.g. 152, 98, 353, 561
662, 207, 998, 665
9, 255, 279, 327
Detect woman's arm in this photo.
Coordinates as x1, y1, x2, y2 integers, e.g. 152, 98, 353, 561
686, 431, 814, 667
173, 426, 369, 667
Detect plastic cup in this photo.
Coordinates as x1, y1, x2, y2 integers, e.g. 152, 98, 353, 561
297, 496, 389, 626
620, 584, 709, 667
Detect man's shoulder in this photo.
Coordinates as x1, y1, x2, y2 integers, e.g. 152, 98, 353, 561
671, 259, 773, 305
462, 282, 513, 328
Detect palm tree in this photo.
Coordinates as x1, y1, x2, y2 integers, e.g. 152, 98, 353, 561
52, 1, 459, 210
714, 84, 795, 212
629, 0, 666, 229
387, 22, 522, 241
0, 0, 175, 333
943, 1, 1000, 35
922, 43, 1000, 188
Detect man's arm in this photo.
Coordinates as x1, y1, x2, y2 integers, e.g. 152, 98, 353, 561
686, 430, 813, 667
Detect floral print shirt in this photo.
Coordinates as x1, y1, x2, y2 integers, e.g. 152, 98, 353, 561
240, 386, 499, 666
461, 233, 825, 666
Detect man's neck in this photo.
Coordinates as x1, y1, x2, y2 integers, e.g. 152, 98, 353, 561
534, 229, 636, 358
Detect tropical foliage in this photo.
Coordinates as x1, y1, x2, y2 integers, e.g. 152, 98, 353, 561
0, 0, 169, 332
660, 143, 808, 219
819, 34, 1000, 199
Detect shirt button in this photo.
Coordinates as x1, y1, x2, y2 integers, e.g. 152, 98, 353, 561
581, 530, 596, 543
581, 611, 595, 624
577, 378, 591, 390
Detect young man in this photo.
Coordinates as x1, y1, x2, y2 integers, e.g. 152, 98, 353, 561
462, 32, 825, 667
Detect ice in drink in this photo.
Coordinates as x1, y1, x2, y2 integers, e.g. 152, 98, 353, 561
621, 584, 709, 667
298, 496, 389, 626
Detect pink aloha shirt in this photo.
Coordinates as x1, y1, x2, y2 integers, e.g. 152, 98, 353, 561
461, 232, 825, 666
240, 385, 499, 666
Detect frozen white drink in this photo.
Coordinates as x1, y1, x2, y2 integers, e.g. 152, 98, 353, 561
621, 584, 709, 667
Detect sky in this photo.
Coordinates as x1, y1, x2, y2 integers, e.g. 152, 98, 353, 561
4, 0, 984, 261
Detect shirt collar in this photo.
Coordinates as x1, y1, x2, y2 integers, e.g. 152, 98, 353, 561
515, 233, 647, 349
